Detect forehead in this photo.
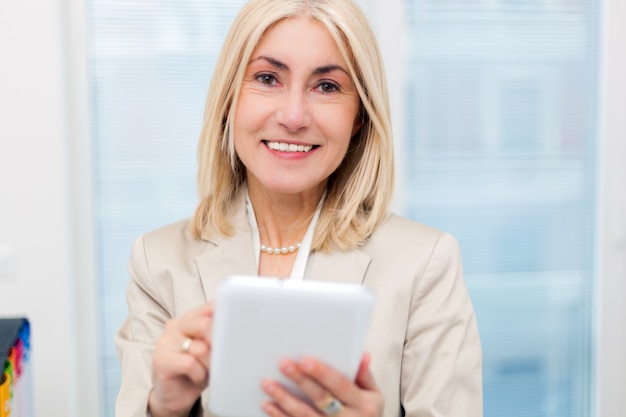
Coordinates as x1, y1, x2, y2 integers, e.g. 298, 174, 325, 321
251, 17, 348, 67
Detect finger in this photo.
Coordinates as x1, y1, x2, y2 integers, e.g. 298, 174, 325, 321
298, 356, 360, 405
178, 351, 210, 388
261, 379, 319, 417
153, 349, 209, 388
261, 401, 290, 417
355, 352, 378, 391
280, 361, 343, 416
178, 336, 212, 369
280, 359, 331, 410
160, 323, 212, 355
158, 310, 214, 358
172, 306, 214, 341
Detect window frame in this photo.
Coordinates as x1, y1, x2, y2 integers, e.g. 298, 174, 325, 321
65, 0, 102, 415
596, 0, 626, 415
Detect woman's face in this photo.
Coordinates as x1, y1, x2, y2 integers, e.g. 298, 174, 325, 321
233, 17, 361, 198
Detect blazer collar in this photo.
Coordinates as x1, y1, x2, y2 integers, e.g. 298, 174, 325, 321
194, 191, 372, 301
195, 192, 257, 302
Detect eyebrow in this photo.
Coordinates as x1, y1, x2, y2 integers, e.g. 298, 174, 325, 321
250, 55, 350, 77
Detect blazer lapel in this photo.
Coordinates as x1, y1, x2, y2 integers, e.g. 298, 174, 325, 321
195, 194, 257, 302
307, 248, 371, 286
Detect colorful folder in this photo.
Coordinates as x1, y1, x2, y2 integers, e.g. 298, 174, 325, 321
0, 318, 30, 417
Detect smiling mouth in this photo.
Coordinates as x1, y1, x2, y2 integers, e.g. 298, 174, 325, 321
263, 140, 318, 153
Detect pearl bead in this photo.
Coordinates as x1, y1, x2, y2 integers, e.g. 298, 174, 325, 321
260, 242, 302, 255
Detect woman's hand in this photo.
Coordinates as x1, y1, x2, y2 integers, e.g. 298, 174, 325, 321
261, 352, 384, 417
148, 303, 214, 417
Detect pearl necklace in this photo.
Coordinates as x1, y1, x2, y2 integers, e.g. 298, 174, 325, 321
260, 242, 302, 255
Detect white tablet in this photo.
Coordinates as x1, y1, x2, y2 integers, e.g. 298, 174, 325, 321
207, 275, 376, 417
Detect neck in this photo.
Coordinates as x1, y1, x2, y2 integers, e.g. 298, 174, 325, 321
247, 183, 324, 249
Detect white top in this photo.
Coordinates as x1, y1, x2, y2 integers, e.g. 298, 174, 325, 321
245, 191, 321, 280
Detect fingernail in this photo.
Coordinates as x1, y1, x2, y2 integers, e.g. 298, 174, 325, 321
301, 358, 315, 372
261, 379, 275, 393
281, 361, 295, 374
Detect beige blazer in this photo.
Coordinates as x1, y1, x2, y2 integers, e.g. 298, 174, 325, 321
115, 196, 483, 417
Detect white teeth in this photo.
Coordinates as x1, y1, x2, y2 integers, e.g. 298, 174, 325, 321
266, 141, 313, 153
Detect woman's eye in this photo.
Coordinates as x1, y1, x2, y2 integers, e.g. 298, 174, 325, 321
256, 74, 277, 85
318, 82, 339, 93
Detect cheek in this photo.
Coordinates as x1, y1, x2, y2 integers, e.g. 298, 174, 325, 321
233, 114, 258, 157
232, 110, 254, 159
324, 117, 356, 168
233, 93, 267, 133
233, 99, 251, 135
328, 106, 360, 146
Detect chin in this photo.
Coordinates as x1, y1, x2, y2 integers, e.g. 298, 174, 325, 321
259, 178, 324, 196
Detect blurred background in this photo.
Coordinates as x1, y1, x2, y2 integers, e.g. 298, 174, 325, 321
0, 0, 625, 416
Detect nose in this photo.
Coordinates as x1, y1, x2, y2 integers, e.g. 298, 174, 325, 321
275, 88, 311, 132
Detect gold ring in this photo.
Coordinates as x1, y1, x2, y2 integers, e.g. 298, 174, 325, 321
320, 397, 343, 416
181, 337, 192, 353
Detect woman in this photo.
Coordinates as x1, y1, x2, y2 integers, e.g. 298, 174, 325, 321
115, 0, 482, 416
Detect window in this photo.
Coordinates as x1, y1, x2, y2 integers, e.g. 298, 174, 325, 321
400, 0, 598, 415
88, 1, 248, 415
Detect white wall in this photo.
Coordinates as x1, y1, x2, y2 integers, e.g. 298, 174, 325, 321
598, 0, 626, 415
0, 0, 97, 416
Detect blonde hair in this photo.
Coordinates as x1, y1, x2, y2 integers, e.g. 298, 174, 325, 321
191, 0, 394, 252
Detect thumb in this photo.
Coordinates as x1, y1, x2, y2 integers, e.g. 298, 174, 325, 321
355, 352, 378, 391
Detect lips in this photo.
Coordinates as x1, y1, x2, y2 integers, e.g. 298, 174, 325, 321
263, 140, 317, 153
